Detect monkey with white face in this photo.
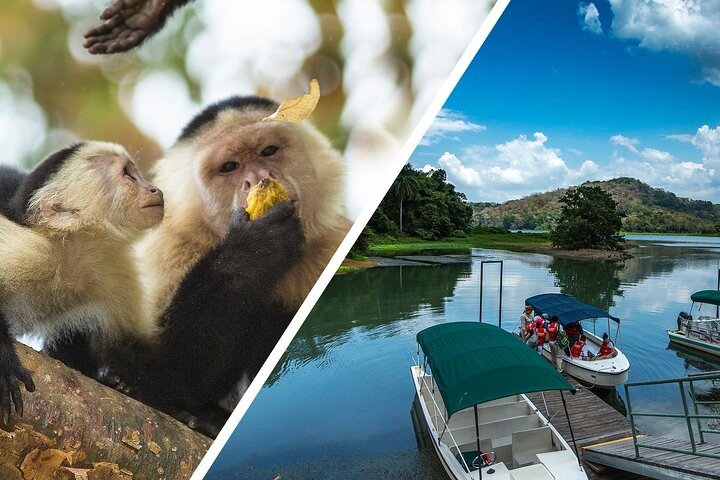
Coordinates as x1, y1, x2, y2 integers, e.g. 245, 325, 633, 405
84, 95, 349, 433
0, 142, 163, 424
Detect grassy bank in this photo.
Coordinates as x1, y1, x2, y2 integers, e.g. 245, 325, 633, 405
367, 232, 551, 256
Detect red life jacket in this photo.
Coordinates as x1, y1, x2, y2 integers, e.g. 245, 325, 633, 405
536, 326, 546, 346
565, 323, 581, 338
547, 323, 559, 341
600, 339, 613, 356
571, 340, 586, 358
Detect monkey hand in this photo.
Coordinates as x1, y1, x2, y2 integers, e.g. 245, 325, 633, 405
226, 202, 304, 270
0, 340, 35, 425
84, 0, 170, 54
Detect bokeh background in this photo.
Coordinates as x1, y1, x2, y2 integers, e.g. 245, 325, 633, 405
0, 0, 494, 219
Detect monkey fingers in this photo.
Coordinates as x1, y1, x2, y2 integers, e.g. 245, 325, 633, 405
84, 0, 165, 54
0, 356, 35, 425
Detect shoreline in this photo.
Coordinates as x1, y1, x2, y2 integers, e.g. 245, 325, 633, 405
341, 238, 635, 271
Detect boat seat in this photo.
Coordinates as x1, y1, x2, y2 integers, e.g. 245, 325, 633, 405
511, 426, 554, 468
442, 414, 541, 446
508, 463, 554, 480
448, 401, 530, 430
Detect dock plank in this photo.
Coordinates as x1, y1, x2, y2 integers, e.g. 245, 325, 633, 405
584, 436, 720, 479
525, 374, 644, 479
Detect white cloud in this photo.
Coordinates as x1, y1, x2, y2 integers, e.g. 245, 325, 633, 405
609, 0, 720, 85
420, 109, 485, 145
421, 164, 436, 173
610, 134, 640, 153
578, 2, 602, 35
438, 152, 483, 187
431, 128, 720, 202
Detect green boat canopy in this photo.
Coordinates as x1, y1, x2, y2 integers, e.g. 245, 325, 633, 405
691, 290, 720, 306
416, 322, 575, 418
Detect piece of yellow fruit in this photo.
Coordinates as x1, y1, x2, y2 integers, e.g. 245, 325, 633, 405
245, 178, 290, 220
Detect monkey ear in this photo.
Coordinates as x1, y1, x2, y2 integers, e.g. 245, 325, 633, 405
38, 199, 82, 232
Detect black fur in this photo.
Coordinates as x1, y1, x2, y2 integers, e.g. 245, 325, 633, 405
177, 96, 278, 143
0, 144, 83, 425
103, 203, 303, 434
4, 143, 84, 225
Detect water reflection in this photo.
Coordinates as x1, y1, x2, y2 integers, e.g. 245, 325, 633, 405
207, 235, 720, 479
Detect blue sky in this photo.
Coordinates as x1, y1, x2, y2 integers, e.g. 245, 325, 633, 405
411, 0, 720, 203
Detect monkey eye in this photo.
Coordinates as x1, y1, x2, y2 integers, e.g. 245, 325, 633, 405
260, 145, 280, 157
219, 161, 240, 173
123, 167, 137, 182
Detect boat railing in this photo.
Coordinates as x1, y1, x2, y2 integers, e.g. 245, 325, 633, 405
418, 371, 472, 473
624, 371, 720, 459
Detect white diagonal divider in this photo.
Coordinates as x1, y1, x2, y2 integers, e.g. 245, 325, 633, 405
190, 0, 510, 477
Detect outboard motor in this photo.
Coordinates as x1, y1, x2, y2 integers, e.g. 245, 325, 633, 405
678, 311, 692, 331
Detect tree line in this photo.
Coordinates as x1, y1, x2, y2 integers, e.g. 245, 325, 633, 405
361, 164, 474, 242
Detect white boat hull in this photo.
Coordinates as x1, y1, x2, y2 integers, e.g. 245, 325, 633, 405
541, 333, 630, 389
668, 329, 720, 357
410, 365, 587, 480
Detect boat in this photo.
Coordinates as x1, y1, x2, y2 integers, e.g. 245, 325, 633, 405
668, 290, 720, 357
525, 294, 630, 389
411, 321, 588, 480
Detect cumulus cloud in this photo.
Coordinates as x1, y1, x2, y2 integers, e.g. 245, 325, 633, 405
430, 129, 720, 203
578, 2, 602, 34
609, 0, 720, 85
420, 109, 485, 145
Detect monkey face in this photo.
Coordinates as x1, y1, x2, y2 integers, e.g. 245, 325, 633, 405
105, 155, 165, 230
193, 117, 312, 236
29, 143, 164, 233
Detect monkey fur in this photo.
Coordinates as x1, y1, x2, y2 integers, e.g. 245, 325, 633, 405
83, 96, 349, 436
0, 142, 164, 424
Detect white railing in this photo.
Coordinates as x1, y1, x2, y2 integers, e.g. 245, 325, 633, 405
418, 369, 472, 474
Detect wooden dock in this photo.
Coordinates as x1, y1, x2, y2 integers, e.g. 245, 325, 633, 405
584, 436, 720, 480
526, 373, 645, 479
527, 373, 720, 479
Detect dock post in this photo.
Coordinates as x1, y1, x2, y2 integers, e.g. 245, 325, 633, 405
679, 381, 698, 453
624, 383, 640, 458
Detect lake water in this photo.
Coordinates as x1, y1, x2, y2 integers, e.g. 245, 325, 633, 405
206, 235, 720, 479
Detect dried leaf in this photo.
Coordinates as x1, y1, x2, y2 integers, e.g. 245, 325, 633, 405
262, 79, 320, 123
120, 431, 141, 451
147, 441, 161, 456
20, 448, 73, 480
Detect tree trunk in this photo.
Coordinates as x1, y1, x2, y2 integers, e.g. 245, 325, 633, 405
0, 343, 212, 480
399, 197, 404, 232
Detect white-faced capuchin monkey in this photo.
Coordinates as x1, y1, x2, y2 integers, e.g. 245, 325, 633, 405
84, 0, 196, 54
87, 94, 351, 436
0, 142, 164, 425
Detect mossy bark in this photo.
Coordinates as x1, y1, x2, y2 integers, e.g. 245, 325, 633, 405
0, 343, 212, 480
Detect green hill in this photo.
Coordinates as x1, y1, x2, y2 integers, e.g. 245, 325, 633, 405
476, 177, 720, 234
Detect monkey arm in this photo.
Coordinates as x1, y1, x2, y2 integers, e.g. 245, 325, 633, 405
116, 202, 303, 412
0, 314, 35, 425
84, 0, 194, 54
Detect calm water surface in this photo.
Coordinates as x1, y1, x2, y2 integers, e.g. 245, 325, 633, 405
207, 235, 720, 479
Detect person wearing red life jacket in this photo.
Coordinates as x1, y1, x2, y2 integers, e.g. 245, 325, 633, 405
570, 334, 591, 360
598, 332, 617, 359
547, 315, 563, 371
564, 321, 583, 353
534, 318, 548, 353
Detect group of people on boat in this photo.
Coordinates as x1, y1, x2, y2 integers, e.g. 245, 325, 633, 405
519, 305, 617, 370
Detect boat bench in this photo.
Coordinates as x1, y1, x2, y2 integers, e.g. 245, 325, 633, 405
443, 414, 542, 448
448, 401, 531, 430
511, 426, 554, 468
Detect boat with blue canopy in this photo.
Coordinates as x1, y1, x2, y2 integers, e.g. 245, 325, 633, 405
525, 293, 630, 389
668, 290, 720, 357
411, 322, 588, 479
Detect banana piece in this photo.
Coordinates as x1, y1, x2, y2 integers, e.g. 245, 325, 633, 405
245, 178, 290, 220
